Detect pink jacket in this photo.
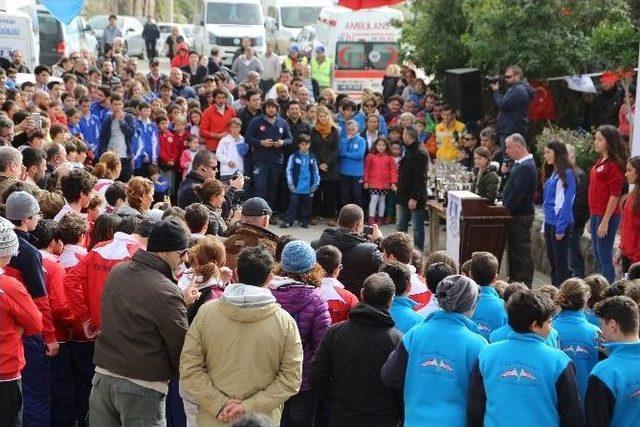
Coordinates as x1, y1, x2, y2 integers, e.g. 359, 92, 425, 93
364, 153, 398, 190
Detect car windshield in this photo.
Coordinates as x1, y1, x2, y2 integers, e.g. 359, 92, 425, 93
206, 3, 262, 25
280, 7, 323, 28
158, 25, 174, 33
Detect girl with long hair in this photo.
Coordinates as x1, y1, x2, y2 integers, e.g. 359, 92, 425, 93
364, 137, 397, 225
472, 146, 500, 205
588, 125, 628, 282
618, 156, 640, 274
543, 140, 576, 286
92, 152, 122, 196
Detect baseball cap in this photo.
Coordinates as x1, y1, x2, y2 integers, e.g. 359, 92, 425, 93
241, 197, 273, 217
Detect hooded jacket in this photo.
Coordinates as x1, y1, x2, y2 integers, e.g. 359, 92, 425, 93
492, 81, 534, 137
93, 250, 188, 382
271, 280, 331, 391
313, 228, 384, 295
310, 303, 402, 427
382, 310, 488, 427
180, 284, 303, 427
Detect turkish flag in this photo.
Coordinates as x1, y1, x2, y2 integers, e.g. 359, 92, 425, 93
529, 81, 556, 121
338, 0, 404, 10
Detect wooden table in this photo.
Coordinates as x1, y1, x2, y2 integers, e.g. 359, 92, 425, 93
427, 200, 447, 253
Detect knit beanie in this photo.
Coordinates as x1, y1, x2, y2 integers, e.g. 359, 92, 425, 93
281, 240, 316, 274
5, 191, 40, 221
0, 217, 19, 258
147, 219, 190, 252
436, 274, 480, 314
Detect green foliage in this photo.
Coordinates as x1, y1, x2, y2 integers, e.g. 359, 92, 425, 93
399, 0, 469, 82
591, 20, 638, 70
462, 0, 591, 79
536, 125, 598, 171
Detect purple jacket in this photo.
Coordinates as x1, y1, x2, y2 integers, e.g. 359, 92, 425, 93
271, 280, 331, 391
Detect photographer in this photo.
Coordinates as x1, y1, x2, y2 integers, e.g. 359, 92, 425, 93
193, 176, 246, 237
490, 65, 534, 154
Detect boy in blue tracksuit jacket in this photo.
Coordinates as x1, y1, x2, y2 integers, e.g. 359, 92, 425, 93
336, 99, 357, 139
543, 166, 576, 286
339, 120, 366, 207
382, 275, 487, 427
282, 134, 319, 228
468, 289, 583, 427
133, 103, 158, 172
78, 97, 101, 156
381, 262, 424, 334
554, 279, 600, 403
469, 252, 508, 340
585, 296, 640, 427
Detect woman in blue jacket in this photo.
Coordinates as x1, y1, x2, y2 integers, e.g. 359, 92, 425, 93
554, 278, 600, 403
339, 120, 367, 207
382, 275, 487, 427
543, 140, 576, 286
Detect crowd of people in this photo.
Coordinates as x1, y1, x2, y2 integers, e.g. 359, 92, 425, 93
0, 17, 639, 426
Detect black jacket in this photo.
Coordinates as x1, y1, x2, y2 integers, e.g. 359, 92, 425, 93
237, 106, 261, 136
310, 303, 403, 427
396, 140, 429, 208
593, 84, 624, 127
177, 170, 206, 208
312, 228, 384, 294
285, 117, 312, 158
573, 166, 589, 224
381, 76, 401, 102
310, 127, 340, 181
142, 22, 160, 41
181, 64, 208, 86
98, 113, 137, 159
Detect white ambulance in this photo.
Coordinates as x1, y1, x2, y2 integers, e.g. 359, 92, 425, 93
0, 0, 39, 70
315, 5, 403, 98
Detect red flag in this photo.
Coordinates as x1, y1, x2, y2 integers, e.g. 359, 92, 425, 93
338, 0, 404, 10
529, 81, 556, 121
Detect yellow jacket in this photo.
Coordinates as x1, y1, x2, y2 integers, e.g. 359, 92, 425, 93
435, 120, 466, 161
180, 294, 303, 426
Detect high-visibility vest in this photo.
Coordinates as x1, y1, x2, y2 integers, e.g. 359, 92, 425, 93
283, 55, 308, 73
311, 57, 332, 88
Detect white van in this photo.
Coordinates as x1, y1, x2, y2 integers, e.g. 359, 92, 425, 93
263, 0, 333, 54
0, 8, 38, 70
315, 6, 403, 98
193, 0, 266, 65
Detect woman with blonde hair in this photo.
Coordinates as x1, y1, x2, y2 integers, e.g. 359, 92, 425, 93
382, 64, 403, 102
115, 176, 154, 216
92, 152, 122, 196
310, 105, 340, 225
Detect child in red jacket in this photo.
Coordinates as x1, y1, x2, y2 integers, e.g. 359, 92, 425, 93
0, 219, 43, 426
315, 245, 359, 324
364, 137, 398, 225
157, 115, 178, 198
172, 115, 191, 177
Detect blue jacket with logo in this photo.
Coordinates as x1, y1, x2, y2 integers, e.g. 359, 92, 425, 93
245, 114, 293, 164
339, 134, 366, 177
553, 309, 600, 402
389, 296, 423, 334
585, 341, 640, 427
381, 310, 487, 427
134, 119, 159, 169
490, 323, 560, 348
285, 151, 320, 195
353, 111, 388, 137
78, 113, 101, 155
543, 169, 576, 234
471, 286, 508, 340
468, 332, 582, 427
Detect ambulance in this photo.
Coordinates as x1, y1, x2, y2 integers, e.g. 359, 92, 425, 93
0, 0, 39, 70
315, 5, 403, 98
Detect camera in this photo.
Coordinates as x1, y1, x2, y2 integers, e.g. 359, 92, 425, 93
485, 75, 502, 85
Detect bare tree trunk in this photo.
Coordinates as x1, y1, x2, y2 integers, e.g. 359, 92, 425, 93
134, 0, 144, 18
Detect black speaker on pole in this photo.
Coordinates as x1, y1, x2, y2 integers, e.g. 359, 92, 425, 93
444, 68, 483, 124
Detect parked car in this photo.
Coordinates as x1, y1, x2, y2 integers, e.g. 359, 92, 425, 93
37, 6, 99, 66
87, 14, 145, 58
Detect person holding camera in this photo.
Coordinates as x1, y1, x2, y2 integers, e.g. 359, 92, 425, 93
491, 65, 534, 153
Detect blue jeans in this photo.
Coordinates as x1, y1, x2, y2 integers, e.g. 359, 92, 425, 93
589, 214, 622, 283
396, 204, 426, 251
22, 335, 51, 427
51, 343, 76, 427
339, 175, 363, 208
254, 161, 282, 211
544, 223, 573, 286
284, 193, 313, 225
68, 341, 95, 427
569, 219, 587, 278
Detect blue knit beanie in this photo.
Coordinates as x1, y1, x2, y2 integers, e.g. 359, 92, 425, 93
281, 241, 316, 274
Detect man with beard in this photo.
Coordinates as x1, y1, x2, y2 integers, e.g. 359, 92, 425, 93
169, 67, 197, 100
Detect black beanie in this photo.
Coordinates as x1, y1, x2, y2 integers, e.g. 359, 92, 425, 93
147, 220, 190, 252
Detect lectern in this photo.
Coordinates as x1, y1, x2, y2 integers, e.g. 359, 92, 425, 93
445, 191, 511, 267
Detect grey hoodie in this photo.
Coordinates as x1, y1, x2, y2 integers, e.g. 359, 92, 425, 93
222, 283, 277, 307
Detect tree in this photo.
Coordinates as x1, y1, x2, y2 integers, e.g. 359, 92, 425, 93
462, 0, 591, 79
398, 0, 469, 83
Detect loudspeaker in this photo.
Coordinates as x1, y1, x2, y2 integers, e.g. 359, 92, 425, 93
444, 68, 483, 123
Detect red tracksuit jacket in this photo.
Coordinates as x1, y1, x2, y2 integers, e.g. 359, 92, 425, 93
158, 130, 178, 167
41, 252, 77, 342
0, 272, 43, 380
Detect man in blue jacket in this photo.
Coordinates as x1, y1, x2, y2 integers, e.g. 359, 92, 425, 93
585, 296, 640, 427
468, 289, 582, 427
490, 65, 534, 152
502, 133, 537, 286
245, 99, 292, 212
98, 93, 137, 181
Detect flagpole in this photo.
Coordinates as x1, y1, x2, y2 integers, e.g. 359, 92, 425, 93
631, 40, 640, 157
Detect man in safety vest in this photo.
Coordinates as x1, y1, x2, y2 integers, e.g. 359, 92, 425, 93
311, 45, 332, 92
